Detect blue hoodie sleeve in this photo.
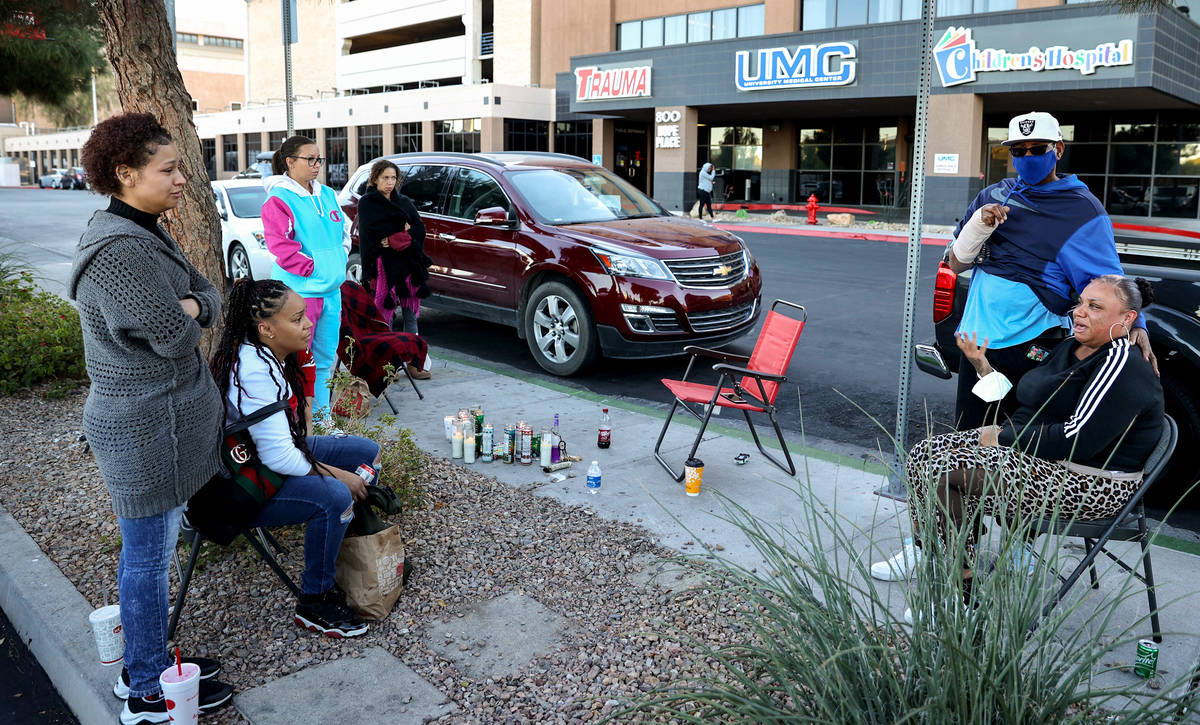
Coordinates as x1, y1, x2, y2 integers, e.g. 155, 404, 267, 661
1056, 215, 1146, 329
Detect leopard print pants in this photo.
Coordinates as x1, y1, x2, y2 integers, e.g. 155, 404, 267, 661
905, 430, 1141, 555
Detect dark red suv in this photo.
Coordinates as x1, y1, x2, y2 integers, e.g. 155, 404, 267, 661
339, 152, 762, 376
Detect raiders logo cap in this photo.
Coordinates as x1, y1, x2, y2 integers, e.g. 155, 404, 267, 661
1003, 111, 1063, 146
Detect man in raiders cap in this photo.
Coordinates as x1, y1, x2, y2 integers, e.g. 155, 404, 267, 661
944, 111, 1155, 430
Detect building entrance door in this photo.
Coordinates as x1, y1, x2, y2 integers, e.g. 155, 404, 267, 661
614, 125, 649, 192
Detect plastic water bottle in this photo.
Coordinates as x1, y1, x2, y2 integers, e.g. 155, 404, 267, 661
586, 461, 601, 495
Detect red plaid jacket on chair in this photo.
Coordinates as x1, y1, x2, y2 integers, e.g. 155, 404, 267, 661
338, 281, 429, 397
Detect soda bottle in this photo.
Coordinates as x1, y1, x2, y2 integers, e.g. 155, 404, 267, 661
586, 461, 601, 495
598, 408, 611, 449
550, 413, 561, 463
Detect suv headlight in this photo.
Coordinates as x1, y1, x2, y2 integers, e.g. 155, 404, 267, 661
592, 250, 672, 281
252, 231, 267, 248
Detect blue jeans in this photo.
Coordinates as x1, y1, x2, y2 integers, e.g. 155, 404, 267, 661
118, 505, 184, 698
249, 435, 380, 595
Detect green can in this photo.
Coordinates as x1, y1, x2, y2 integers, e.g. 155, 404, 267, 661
1135, 639, 1159, 678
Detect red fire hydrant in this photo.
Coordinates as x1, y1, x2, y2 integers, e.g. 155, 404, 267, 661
805, 194, 819, 225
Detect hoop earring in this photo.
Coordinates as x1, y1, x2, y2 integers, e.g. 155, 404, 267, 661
1109, 321, 1130, 343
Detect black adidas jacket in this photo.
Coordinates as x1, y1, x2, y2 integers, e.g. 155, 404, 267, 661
997, 337, 1163, 472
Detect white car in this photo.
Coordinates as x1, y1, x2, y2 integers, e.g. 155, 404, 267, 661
212, 179, 273, 281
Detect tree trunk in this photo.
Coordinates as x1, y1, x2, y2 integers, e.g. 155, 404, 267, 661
94, 0, 226, 355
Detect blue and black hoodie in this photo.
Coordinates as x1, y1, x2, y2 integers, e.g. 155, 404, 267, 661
952, 175, 1137, 349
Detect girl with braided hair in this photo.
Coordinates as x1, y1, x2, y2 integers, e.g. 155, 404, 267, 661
212, 278, 379, 638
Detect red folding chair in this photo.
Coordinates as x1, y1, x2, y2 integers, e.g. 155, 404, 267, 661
654, 299, 806, 481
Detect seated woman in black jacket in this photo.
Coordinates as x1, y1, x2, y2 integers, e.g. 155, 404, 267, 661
356, 159, 431, 378
871, 275, 1163, 615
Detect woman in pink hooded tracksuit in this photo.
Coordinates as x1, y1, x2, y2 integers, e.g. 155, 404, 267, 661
261, 135, 350, 419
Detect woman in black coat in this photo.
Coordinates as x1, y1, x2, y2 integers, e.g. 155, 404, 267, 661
356, 159, 432, 378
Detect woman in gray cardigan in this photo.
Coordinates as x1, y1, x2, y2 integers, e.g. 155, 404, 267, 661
70, 113, 233, 724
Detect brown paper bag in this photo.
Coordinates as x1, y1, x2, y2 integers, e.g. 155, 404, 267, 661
332, 375, 371, 419
334, 524, 406, 620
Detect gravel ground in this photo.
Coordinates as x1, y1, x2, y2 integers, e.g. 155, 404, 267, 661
0, 387, 735, 724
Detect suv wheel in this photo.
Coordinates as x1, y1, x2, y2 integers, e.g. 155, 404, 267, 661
228, 242, 252, 281
523, 281, 598, 376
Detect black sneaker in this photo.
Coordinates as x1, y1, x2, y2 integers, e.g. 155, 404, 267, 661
294, 587, 369, 638
113, 656, 222, 699
117, 679, 233, 724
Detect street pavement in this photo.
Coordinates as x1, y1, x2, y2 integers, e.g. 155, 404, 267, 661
3, 352, 1200, 723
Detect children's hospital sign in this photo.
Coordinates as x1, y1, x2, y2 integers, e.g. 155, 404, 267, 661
933, 18, 1136, 88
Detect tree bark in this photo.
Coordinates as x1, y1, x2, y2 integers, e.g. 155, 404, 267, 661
94, 0, 226, 354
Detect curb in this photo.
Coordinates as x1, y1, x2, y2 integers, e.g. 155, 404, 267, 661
0, 502, 119, 725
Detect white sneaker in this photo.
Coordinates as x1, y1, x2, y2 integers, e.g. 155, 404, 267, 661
871, 538, 922, 581
903, 606, 914, 625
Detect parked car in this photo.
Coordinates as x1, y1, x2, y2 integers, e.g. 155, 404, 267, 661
212, 179, 273, 281
338, 151, 763, 376
913, 218, 1200, 506
68, 167, 87, 189
232, 151, 275, 180
37, 168, 71, 189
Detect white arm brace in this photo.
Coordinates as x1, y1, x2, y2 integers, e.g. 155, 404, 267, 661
950, 206, 999, 265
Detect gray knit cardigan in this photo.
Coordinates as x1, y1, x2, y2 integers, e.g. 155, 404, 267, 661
69, 211, 224, 518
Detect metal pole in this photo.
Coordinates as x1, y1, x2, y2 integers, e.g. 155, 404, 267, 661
282, 0, 294, 136
877, 0, 937, 501
164, 0, 176, 51
90, 69, 99, 127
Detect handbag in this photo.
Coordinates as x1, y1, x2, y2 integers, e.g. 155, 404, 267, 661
386, 230, 412, 251
186, 399, 292, 545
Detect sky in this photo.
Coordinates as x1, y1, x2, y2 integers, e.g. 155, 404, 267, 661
174, 0, 248, 39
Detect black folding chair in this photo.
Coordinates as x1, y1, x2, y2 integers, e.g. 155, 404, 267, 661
1033, 415, 1177, 643
168, 517, 300, 640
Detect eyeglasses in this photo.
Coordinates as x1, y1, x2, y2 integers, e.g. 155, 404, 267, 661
288, 155, 325, 167
1008, 144, 1055, 158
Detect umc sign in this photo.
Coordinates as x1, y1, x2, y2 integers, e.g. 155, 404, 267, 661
735, 42, 857, 91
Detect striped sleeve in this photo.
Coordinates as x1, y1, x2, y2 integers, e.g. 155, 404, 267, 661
1001, 338, 1142, 463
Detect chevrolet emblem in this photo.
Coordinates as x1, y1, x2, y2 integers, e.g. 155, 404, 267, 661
713, 264, 733, 276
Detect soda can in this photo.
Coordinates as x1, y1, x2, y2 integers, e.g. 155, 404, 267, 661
503, 425, 515, 464
520, 425, 533, 465
481, 424, 494, 462
1135, 639, 1159, 678
355, 464, 377, 485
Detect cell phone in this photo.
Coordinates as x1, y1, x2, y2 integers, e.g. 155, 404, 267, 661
721, 391, 746, 404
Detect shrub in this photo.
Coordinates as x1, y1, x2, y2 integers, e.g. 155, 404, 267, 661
0, 271, 86, 395
619, 437, 1196, 723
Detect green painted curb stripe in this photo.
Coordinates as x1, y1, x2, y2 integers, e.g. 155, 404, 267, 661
434, 351, 889, 475
1152, 533, 1200, 558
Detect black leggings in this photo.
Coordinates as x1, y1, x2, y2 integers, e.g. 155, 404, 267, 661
697, 189, 713, 218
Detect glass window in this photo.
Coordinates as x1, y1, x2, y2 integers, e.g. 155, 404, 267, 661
832, 145, 863, 169
504, 119, 549, 152
357, 124, 382, 166
871, 0, 902, 23
664, 14, 687, 45
865, 143, 896, 170
244, 134, 262, 168
1077, 175, 1105, 199
687, 11, 711, 42
641, 17, 664, 47
1160, 112, 1200, 143
797, 172, 832, 200
1107, 177, 1150, 216
803, 0, 837, 29
936, 0, 972, 15
737, 4, 765, 36
201, 138, 216, 180
1155, 143, 1200, 176
1109, 144, 1153, 175
798, 145, 831, 170
398, 165, 451, 214
837, 0, 868, 27
799, 127, 832, 143
434, 118, 481, 153
975, 0, 1015, 11
865, 125, 897, 144
864, 173, 897, 205
712, 8, 737, 40
707, 146, 734, 170
554, 121, 593, 160
394, 122, 422, 154
325, 126, 349, 188
1062, 144, 1107, 175
222, 136, 238, 172
618, 21, 640, 50
226, 186, 268, 218
1112, 116, 1156, 141
508, 167, 662, 224
1151, 178, 1199, 218
833, 124, 861, 143
446, 168, 512, 219
902, 0, 921, 20
831, 172, 862, 204
733, 145, 762, 171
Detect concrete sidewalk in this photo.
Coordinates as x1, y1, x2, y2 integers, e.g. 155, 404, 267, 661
3, 351, 1200, 723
